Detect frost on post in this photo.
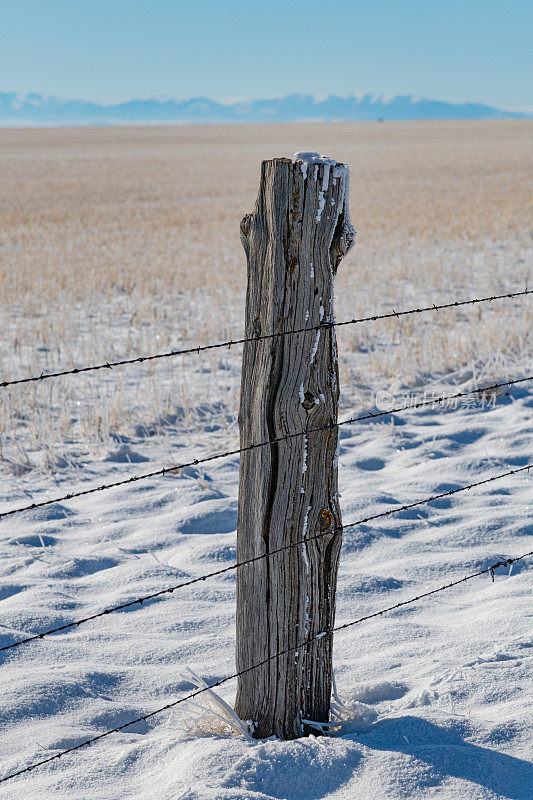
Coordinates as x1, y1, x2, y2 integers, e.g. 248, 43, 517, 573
235, 154, 355, 740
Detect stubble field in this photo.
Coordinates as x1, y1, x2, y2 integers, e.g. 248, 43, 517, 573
0, 120, 531, 473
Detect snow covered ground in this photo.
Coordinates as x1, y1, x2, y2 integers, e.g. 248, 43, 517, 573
0, 366, 531, 799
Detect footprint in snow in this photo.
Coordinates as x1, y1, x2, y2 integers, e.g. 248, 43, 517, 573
20, 503, 76, 522
15, 533, 57, 548
0, 584, 25, 602
349, 681, 409, 704
104, 445, 149, 463
356, 457, 386, 471
177, 498, 237, 536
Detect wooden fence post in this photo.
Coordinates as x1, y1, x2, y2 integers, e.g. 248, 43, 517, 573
235, 153, 355, 739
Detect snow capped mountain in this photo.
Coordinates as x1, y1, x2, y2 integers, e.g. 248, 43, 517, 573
0, 91, 525, 126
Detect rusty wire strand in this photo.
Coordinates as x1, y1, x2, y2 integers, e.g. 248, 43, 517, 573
1, 290, 530, 389
0, 375, 530, 522
1, 462, 530, 653
1, 548, 530, 784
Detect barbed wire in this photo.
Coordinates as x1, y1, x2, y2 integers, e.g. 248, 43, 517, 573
2, 462, 530, 654
0, 375, 530, 523
1, 289, 530, 389
1, 549, 530, 784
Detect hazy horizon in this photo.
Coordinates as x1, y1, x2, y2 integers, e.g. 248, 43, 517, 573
2, 88, 531, 114
1, 90, 529, 129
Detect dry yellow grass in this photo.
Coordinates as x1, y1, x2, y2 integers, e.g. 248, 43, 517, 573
1, 120, 531, 301
0, 120, 531, 471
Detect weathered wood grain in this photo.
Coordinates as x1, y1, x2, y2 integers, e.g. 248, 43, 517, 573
235, 156, 355, 739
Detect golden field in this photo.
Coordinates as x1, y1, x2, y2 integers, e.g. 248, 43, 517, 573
0, 120, 531, 470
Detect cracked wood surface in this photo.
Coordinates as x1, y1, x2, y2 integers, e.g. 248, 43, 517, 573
235, 156, 354, 739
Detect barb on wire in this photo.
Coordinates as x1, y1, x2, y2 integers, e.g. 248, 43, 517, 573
2, 462, 530, 653
1, 289, 530, 389
0, 375, 530, 523
1, 549, 530, 784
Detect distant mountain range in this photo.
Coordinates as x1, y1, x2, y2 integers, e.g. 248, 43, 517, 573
0, 91, 527, 127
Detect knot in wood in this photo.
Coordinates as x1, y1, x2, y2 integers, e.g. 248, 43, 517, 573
319, 508, 334, 531
240, 213, 252, 239
301, 390, 317, 411
240, 214, 252, 255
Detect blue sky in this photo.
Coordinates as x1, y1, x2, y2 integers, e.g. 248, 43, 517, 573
2, 0, 531, 110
